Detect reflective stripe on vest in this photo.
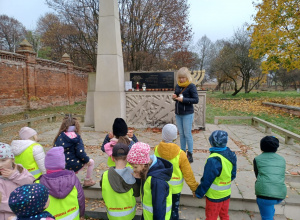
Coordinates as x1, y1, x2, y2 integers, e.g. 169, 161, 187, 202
102, 171, 136, 220
107, 205, 136, 217
154, 146, 184, 194
141, 176, 172, 220
142, 202, 172, 214
205, 153, 233, 200
210, 183, 231, 191
14, 143, 42, 178
36, 180, 80, 220
30, 168, 42, 176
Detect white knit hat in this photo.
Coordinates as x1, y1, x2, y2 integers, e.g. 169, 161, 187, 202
19, 127, 37, 140
162, 124, 177, 143
0, 142, 14, 158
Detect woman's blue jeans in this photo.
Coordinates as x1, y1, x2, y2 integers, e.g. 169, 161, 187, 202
256, 197, 283, 220
175, 113, 194, 153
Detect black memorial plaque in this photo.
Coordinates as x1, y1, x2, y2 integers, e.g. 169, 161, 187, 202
130, 72, 174, 89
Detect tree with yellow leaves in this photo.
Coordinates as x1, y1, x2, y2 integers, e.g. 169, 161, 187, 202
249, 0, 300, 73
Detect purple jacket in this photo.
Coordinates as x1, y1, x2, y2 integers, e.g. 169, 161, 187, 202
38, 170, 85, 217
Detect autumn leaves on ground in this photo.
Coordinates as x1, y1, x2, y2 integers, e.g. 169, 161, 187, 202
206, 91, 300, 136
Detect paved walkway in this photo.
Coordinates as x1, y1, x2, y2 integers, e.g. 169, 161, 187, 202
1, 121, 300, 219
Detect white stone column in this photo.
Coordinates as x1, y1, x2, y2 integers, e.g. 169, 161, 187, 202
93, 0, 126, 131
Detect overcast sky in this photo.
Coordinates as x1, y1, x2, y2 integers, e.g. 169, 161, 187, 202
0, 0, 257, 43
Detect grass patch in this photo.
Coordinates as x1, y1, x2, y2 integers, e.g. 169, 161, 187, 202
206, 91, 300, 135
0, 102, 86, 124
1, 91, 299, 136
208, 90, 300, 99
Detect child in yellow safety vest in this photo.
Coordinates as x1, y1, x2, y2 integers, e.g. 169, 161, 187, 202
195, 130, 237, 220
36, 146, 85, 219
11, 127, 46, 178
0, 142, 35, 219
102, 118, 138, 167
100, 143, 140, 220
127, 142, 173, 220
154, 124, 199, 220
8, 183, 55, 220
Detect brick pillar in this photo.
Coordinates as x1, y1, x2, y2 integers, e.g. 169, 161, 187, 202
16, 39, 36, 110
61, 53, 74, 105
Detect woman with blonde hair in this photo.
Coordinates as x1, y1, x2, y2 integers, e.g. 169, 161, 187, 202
172, 67, 199, 163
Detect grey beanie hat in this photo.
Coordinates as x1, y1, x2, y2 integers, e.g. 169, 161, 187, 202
162, 124, 177, 143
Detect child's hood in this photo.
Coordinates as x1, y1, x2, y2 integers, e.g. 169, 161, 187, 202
156, 141, 181, 160
107, 167, 136, 193
10, 140, 36, 156
39, 170, 76, 199
148, 156, 172, 182
58, 132, 81, 145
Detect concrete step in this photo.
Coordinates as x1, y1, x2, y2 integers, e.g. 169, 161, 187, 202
83, 185, 298, 219
84, 198, 287, 220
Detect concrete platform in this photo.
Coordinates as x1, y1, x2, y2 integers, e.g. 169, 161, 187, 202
1, 122, 300, 219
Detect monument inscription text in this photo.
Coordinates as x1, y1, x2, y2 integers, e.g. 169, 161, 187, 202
130, 72, 174, 89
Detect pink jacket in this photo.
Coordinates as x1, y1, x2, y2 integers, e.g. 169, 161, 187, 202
0, 164, 35, 219
104, 138, 118, 157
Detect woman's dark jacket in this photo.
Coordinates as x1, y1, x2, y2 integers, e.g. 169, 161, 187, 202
174, 83, 199, 115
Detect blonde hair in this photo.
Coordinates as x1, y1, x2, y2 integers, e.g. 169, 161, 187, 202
176, 67, 192, 82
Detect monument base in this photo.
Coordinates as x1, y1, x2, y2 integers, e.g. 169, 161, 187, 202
84, 73, 96, 127
93, 91, 126, 131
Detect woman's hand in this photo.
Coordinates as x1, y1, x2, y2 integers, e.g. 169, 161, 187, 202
172, 94, 177, 99
175, 96, 183, 102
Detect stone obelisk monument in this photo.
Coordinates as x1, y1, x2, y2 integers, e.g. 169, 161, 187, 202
92, 0, 126, 131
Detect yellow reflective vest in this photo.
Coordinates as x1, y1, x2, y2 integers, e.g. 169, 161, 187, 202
154, 147, 184, 194
14, 143, 42, 178
36, 180, 80, 220
102, 170, 136, 220
205, 153, 233, 199
141, 176, 172, 220
107, 157, 132, 168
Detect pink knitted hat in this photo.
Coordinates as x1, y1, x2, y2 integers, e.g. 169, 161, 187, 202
45, 147, 66, 170
127, 142, 150, 164
19, 127, 37, 140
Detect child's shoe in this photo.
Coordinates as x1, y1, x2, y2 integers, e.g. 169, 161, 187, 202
83, 178, 96, 187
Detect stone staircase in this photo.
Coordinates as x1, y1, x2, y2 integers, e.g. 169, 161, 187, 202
82, 184, 291, 220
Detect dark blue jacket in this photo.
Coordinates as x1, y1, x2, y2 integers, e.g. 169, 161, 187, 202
195, 148, 237, 202
142, 156, 173, 220
174, 83, 199, 115
54, 132, 90, 172
101, 134, 138, 152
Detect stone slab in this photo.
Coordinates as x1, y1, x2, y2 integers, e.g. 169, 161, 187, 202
234, 171, 256, 200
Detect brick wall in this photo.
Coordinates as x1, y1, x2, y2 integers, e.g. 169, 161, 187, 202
0, 49, 89, 116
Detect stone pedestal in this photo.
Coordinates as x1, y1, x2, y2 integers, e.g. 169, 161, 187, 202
86, 0, 126, 131
94, 91, 126, 131
84, 73, 96, 127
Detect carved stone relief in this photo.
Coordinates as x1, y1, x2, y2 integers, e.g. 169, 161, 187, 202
126, 91, 206, 129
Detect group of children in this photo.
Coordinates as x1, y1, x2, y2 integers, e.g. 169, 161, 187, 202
0, 115, 287, 220
0, 115, 93, 219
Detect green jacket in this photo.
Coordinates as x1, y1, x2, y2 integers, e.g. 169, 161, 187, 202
255, 152, 287, 199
